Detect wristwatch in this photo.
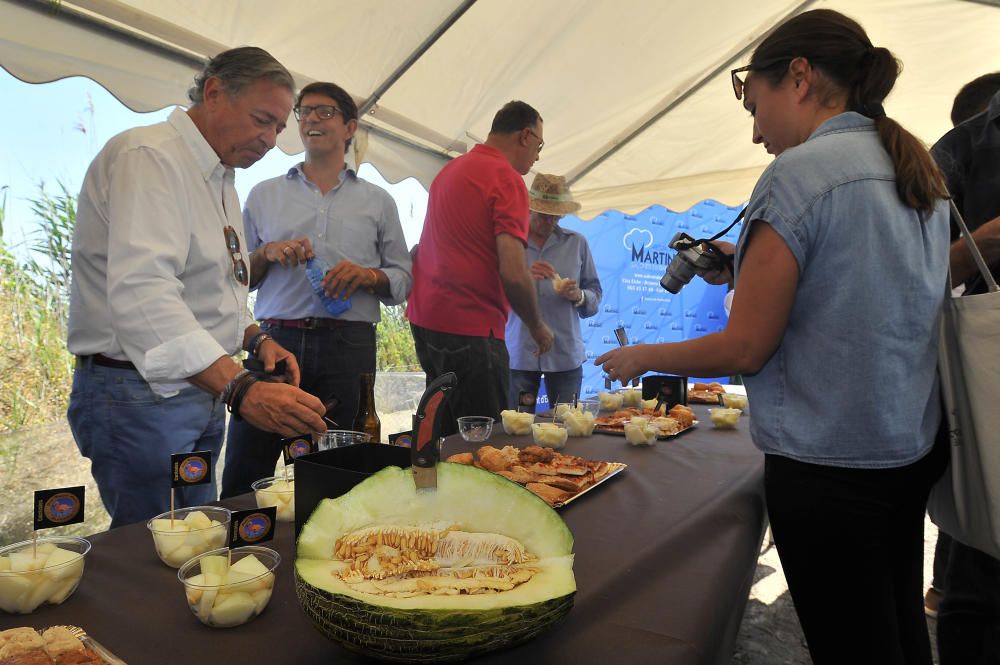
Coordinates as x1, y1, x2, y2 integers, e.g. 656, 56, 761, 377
574, 291, 586, 307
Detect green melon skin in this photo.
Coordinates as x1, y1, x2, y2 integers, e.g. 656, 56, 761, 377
295, 462, 576, 663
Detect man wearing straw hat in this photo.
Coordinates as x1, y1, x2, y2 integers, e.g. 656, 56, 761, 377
506, 174, 601, 409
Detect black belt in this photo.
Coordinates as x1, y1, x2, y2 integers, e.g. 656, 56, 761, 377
262, 318, 369, 330
76, 354, 137, 370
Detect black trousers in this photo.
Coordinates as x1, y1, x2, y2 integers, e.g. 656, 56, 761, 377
221, 323, 376, 498
410, 324, 509, 438
765, 437, 947, 665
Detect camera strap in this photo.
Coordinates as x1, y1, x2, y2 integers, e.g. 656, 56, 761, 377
684, 206, 746, 275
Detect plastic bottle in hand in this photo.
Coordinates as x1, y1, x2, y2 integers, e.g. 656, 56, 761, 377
305, 258, 352, 316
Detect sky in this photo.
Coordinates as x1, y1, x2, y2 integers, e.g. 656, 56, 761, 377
0, 67, 428, 260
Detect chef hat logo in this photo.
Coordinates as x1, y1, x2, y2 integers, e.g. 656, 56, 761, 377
623, 228, 654, 251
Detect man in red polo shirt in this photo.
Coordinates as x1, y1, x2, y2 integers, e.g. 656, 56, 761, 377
407, 101, 553, 435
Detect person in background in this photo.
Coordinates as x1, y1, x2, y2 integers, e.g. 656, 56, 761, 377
596, 10, 950, 664
506, 173, 601, 409
924, 70, 1000, 621
67, 47, 327, 528
406, 101, 553, 436
219, 81, 412, 498
931, 78, 1000, 665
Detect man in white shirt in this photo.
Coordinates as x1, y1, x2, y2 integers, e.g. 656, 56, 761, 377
67, 47, 327, 528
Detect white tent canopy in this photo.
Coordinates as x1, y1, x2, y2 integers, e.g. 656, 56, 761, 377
2, 0, 998, 218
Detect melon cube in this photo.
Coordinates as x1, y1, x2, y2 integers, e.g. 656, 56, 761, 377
183, 510, 212, 530
9, 551, 49, 573
199, 555, 229, 578
251, 587, 273, 614
43, 547, 84, 581
209, 591, 257, 627
196, 572, 222, 618
0, 572, 34, 613
47, 577, 81, 604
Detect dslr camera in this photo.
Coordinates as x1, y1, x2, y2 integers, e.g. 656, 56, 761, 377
659, 232, 729, 294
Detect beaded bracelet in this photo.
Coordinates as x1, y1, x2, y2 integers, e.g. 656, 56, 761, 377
246, 331, 272, 357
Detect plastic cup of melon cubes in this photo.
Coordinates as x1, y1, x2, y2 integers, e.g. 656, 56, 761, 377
252, 472, 295, 523
147, 506, 231, 568
177, 546, 280, 628
531, 422, 568, 449
0, 536, 90, 614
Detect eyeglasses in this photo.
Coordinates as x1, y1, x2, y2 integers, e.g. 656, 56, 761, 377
526, 128, 544, 153
223, 226, 249, 286
293, 105, 340, 121
730, 57, 793, 100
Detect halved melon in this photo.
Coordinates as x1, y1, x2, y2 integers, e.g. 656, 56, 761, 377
295, 462, 575, 663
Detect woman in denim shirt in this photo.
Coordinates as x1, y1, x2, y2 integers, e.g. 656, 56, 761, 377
597, 10, 950, 664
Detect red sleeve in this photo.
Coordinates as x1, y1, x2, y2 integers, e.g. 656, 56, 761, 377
490, 168, 529, 245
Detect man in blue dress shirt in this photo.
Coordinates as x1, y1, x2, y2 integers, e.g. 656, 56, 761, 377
506, 174, 602, 409
221, 81, 412, 497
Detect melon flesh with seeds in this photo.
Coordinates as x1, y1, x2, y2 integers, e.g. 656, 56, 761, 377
295, 462, 575, 663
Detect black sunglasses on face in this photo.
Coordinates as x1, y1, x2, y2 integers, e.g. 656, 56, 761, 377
731, 57, 793, 100
223, 226, 249, 286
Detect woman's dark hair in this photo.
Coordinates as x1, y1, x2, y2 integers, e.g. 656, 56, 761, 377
750, 9, 947, 213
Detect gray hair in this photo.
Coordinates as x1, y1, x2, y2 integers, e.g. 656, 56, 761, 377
188, 46, 294, 105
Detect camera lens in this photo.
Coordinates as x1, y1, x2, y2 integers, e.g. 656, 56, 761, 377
660, 254, 698, 294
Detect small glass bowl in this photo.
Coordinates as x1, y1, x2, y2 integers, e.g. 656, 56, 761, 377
0, 536, 91, 614
708, 408, 742, 429
457, 416, 494, 442
252, 470, 295, 523
177, 546, 280, 628
318, 430, 371, 450
147, 506, 231, 568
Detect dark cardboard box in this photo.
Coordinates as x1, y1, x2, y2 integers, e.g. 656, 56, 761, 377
293, 444, 411, 536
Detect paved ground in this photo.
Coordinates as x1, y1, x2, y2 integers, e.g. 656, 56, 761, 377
0, 420, 943, 664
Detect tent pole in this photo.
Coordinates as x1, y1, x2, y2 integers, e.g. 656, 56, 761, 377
358, 0, 478, 117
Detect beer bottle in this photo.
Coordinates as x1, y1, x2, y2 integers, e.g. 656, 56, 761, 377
352, 372, 381, 443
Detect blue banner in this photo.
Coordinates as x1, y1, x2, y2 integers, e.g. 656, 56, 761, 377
547, 199, 744, 402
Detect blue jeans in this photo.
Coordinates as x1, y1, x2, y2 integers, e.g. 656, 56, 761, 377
411, 324, 508, 438
67, 358, 224, 529
509, 367, 583, 413
221, 322, 376, 498
937, 540, 1000, 665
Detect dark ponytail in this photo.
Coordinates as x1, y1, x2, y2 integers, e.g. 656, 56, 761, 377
751, 10, 947, 213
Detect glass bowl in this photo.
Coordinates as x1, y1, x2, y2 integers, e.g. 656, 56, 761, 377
318, 430, 371, 450
457, 416, 493, 442
708, 408, 742, 429
0, 536, 91, 614
177, 546, 280, 628
251, 470, 295, 523
147, 506, 231, 568
531, 422, 568, 449
499, 410, 535, 435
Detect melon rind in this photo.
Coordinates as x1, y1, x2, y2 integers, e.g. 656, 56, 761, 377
295, 462, 576, 662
